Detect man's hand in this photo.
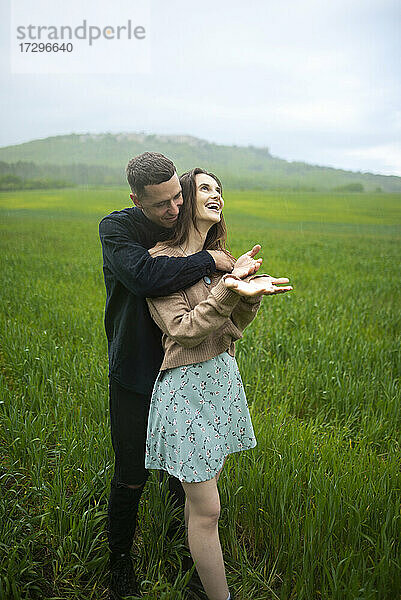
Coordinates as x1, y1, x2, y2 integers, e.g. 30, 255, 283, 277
224, 274, 293, 297
207, 250, 235, 272
231, 245, 263, 279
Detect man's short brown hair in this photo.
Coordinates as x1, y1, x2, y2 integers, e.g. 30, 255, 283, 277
126, 152, 176, 199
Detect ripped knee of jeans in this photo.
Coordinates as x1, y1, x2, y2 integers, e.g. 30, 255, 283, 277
114, 479, 147, 490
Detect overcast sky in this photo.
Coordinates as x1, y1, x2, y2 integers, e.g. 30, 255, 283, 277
1, 0, 400, 175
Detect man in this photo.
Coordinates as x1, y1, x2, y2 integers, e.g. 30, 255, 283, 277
99, 152, 259, 599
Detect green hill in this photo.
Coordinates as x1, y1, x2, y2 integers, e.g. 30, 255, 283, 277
0, 132, 400, 192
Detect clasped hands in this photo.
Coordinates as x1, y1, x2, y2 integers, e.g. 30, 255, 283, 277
225, 244, 293, 297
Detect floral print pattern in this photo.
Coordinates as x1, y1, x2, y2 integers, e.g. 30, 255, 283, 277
145, 352, 257, 482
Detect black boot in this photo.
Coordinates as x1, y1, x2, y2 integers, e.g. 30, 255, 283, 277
107, 481, 146, 598
109, 552, 138, 599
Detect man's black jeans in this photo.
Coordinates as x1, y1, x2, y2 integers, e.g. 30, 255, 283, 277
107, 378, 185, 554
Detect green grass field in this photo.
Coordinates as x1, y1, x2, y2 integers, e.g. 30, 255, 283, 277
0, 188, 400, 600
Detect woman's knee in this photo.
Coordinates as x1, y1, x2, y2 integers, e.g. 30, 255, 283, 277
204, 504, 221, 528
191, 504, 220, 530
183, 483, 221, 528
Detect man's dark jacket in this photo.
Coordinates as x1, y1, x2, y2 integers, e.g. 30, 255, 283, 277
99, 207, 215, 395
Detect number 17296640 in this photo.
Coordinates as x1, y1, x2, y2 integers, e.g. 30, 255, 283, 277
19, 42, 73, 52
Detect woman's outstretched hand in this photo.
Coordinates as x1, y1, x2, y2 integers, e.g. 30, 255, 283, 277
224, 274, 293, 297
231, 245, 263, 278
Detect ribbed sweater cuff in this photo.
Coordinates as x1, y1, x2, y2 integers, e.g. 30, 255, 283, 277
211, 279, 241, 309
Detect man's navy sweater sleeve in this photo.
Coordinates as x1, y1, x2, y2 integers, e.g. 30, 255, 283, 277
99, 214, 215, 297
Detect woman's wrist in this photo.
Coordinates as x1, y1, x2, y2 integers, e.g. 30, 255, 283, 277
230, 269, 244, 280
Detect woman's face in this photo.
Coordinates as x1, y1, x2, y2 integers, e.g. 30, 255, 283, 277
194, 173, 224, 228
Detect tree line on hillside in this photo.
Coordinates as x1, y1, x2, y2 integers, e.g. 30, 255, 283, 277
1, 132, 400, 190
0, 160, 374, 192
0, 161, 120, 188
0, 173, 73, 191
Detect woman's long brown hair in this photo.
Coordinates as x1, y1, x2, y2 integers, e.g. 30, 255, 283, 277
165, 167, 233, 258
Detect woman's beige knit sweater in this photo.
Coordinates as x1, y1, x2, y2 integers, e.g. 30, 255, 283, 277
146, 244, 262, 371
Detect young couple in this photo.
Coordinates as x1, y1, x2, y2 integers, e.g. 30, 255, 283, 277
99, 152, 292, 600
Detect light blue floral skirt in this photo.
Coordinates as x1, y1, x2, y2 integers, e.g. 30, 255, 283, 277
145, 352, 257, 483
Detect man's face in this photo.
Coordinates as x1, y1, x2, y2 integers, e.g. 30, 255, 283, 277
130, 173, 183, 228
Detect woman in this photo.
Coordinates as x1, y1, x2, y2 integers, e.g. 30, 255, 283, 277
145, 168, 292, 600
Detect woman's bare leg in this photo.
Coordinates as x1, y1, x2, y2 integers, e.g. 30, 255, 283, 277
184, 457, 226, 545
184, 457, 227, 547
181, 477, 229, 600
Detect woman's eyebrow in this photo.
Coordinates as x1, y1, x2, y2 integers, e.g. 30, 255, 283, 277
198, 182, 221, 193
